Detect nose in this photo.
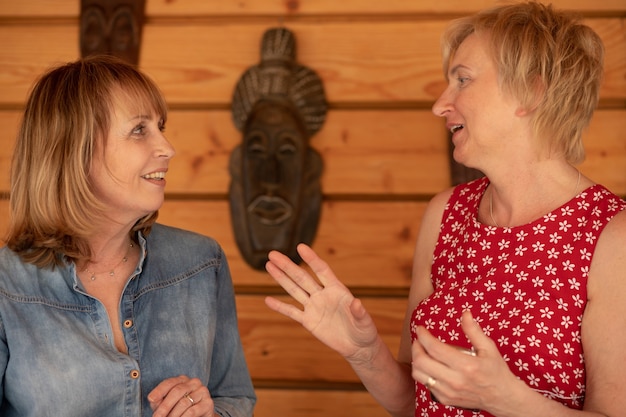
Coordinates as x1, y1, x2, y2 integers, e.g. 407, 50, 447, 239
156, 132, 176, 159
432, 86, 453, 118
260, 155, 281, 190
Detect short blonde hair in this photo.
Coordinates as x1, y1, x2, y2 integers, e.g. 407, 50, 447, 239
441, 1, 604, 164
7, 55, 168, 268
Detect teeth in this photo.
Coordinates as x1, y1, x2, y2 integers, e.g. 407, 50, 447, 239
143, 172, 165, 180
451, 124, 464, 133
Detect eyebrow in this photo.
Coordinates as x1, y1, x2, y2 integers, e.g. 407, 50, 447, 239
127, 114, 153, 122
448, 64, 469, 78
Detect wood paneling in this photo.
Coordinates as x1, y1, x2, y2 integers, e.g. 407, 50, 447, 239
1, 110, 625, 196
1, 0, 625, 17
1, 2, 625, 416
238, 295, 405, 382
1, 19, 625, 105
254, 389, 389, 417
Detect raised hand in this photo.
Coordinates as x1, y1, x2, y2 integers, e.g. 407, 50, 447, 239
264, 243, 379, 361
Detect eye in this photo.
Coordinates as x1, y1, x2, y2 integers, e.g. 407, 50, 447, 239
278, 137, 297, 157
245, 134, 266, 156
131, 123, 146, 136
158, 119, 166, 133
457, 76, 470, 87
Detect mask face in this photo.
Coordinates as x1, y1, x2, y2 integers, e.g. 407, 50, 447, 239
229, 101, 323, 269
80, 0, 146, 65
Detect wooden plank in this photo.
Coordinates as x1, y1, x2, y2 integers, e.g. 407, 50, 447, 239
253, 388, 389, 417
156, 200, 422, 288
0, 19, 624, 104
0, 199, 423, 288
2, 109, 625, 196
0, 25, 79, 104
140, 19, 626, 104
2, 0, 625, 17
238, 295, 404, 382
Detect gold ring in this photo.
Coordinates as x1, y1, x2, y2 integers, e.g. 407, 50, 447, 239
425, 376, 437, 390
183, 392, 195, 405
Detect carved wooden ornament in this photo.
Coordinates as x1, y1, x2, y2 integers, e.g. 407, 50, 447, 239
80, 0, 146, 65
230, 27, 328, 270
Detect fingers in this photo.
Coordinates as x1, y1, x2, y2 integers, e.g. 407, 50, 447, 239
148, 375, 214, 417
266, 247, 323, 298
460, 310, 491, 357
264, 295, 304, 324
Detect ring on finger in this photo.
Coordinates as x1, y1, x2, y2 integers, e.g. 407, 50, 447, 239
424, 376, 437, 390
183, 392, 195, 406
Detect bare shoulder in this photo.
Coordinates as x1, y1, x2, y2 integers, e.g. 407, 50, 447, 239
582, 209, 626, 414
588, 208, 626, 295
408, 187, 455, 305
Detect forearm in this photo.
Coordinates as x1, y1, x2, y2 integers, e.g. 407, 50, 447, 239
489, 380, 607, 417
346, 335, 415, 417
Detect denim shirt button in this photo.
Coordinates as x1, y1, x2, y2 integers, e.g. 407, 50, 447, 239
123, 319, 133, 328
130, 369, 140, 379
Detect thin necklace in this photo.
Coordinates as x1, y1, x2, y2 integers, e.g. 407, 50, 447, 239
489, 170, 581, 228
83, 242, 134, 281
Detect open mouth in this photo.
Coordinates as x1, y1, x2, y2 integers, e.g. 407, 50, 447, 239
142, 171, 166, 180
451, 124, 464, 134
247, 195, 293, 225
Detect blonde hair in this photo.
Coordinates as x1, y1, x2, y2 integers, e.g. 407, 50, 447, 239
7, 55, 168, 268
441, 1, 604, 164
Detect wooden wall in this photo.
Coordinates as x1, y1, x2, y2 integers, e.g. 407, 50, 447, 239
1, 1, 625, 416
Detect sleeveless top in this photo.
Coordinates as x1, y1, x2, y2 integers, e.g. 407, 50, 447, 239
410, 177, 626, 417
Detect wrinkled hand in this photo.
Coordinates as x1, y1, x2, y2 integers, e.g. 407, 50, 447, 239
265, 244, 379, 361
411, 310, 524, 413
148, 375, 214, 417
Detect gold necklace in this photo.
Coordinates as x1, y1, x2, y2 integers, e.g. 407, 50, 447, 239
83, 242, 134, 281
489, 170, 581, 228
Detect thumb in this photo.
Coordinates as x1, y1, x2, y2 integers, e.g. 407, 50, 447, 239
460, 310, 488, 353
349, 297, 369, 321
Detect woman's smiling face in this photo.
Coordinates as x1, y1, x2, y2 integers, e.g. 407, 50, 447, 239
89, 89, 175, 225
432, 32, 523, 170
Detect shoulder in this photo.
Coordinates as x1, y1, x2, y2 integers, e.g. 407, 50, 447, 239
145, 224, 226, 265
147, 224, 222, 251
588, 205, 626, 298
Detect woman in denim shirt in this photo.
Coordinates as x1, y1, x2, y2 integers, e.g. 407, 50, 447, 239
0, 55, 256, 417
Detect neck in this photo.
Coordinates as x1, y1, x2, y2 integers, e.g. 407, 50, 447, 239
486, 164, 584, 228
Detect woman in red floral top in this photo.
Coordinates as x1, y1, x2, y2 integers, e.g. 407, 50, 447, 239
263, 2, 626, 417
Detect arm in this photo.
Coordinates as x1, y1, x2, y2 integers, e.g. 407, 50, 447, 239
409, 211, 626, 417
264, 188, 451, 417
149, 249, 256, 417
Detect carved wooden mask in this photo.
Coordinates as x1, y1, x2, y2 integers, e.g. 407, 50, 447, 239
80, 0, 146, 65
230, 28, 327, 270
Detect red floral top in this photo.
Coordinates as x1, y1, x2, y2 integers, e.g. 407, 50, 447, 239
410, 177, 626, 417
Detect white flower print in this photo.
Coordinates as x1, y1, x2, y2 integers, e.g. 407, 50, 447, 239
561, 316, 573, 328
515, 245, 528, 256
505, 262, 517, 274
556, 298, 568, 310
532, 241, 546, 252
558, 220, 572, 232
548, 232, 562, 245
545, 264, 557, 275
532, 354, 545, 367
516, 230, 529, 241
538, 289, 550, 301
411, 180, 626, 414
516, 358, 530, 371
536, 322, 549, 334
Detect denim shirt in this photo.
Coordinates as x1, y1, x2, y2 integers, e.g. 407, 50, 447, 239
0, 224, 256, 416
